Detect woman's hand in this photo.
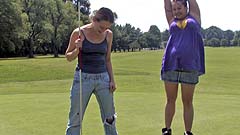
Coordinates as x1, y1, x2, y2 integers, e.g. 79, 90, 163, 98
75, 38, 82, 49
110, 81, 117, 92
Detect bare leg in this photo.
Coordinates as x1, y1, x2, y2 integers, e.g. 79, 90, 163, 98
164, 81, 178, 129
181, 83, 195, 132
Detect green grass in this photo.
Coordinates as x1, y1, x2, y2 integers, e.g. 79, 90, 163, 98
0, 47, 240, 135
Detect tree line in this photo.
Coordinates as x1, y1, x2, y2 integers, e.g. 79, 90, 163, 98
1, 0, 239, 58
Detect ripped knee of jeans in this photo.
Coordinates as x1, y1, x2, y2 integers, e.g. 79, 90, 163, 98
104, 114, 117, 126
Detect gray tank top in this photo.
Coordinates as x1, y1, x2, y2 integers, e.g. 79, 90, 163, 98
77, 30, 108, 73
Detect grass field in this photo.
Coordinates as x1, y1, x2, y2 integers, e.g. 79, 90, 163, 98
0, 47, 240, 135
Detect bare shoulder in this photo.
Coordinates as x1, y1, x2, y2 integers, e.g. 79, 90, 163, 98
72, 28, 79, 34
72, 24, 90, 34
72, 24, 90, 39
106, 29, 113, 34
80, 24, 91, 31
105, 29, 113, 45
106, 29, 113, 38
71, 28, 79, 39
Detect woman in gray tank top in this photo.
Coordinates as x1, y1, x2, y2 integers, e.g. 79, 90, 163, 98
65, 7, 118, 135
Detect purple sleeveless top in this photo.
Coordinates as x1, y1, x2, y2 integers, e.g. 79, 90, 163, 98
161, 15, 205, 76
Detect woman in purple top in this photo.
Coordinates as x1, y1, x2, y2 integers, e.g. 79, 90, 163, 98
161, 0, 205, 135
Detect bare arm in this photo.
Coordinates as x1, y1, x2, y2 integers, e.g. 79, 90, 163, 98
164, 0, 174, 26
106, 30, 116, 92
65, 28, 84, 62
188, 0, 201, 24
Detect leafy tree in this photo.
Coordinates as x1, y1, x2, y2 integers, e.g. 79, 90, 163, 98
231, 31, 240, 46
233, 31, 240, 39
138, 32, 148, 49
20, 0, 49, 58
231, 39, 238, 46
111, 24, 122, 52
161, 29, 169, 42
220, 39, 228, 47
223, 30, 234, 46
161, 29, 170, 48
0, 0, 22, 57
146, 25, 162, 49
129, 40, 141, 51
47, 0, 73, 57
57, 2, 79, 54
205, 26, 223, 40
207, 38, 220, 47
117, 24, 133, 51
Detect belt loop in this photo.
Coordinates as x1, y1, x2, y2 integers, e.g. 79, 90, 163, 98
75, 66, 80, 71
177, 71, 181, 82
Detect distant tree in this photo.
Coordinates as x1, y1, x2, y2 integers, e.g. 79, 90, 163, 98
56, 2, 79, 54
231, 39, 238, 46
46, 0, 75, 57
20, 0, 49, 58
223, 30, 234, 46
129, 40, 141, 51
203, 39, 207, 46
119, 24, 131, 51
115, 23, 142, 52
220, 39, 228, 47
111, 24, 121, 52
200, 27, 206, 39
138, 32, 148, 49
161, 29, 169, 42
161, 29, 169, 48
0, 0, 22, 57
205, 26, 224, 40
147, 25, 162, 49
207, 38, 220, 47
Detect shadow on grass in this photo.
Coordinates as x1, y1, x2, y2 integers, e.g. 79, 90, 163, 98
0, 90, 67, 95
115, 69, 150, 76
0, 55, 65, 61
34, 55, 65, 59
0, 57, 29, 61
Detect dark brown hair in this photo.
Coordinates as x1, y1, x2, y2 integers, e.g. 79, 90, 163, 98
93, 7, 115, 23
175, 0, 188, 7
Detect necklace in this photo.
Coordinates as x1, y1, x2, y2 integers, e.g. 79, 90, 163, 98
176, 18, 188, 29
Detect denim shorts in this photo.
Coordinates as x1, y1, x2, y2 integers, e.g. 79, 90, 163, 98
161, 70, 199, 85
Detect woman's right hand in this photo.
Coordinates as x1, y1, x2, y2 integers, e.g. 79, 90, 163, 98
65, 29, 83, 62
75, 38, 82, 49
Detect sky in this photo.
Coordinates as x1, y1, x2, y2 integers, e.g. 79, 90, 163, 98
90, 0, 239, 32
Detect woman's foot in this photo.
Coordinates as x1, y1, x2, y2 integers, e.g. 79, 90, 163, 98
184, 131, 193, 135
162, 128, 172, 135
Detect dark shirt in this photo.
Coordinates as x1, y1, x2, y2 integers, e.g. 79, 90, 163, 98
77, 31, 108, 73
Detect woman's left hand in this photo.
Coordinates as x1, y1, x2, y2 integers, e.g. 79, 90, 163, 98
110, 81, 117, 92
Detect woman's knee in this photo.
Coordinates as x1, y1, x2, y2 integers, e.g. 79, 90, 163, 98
104, 114, 117, 126
182, 98, 193, 107
166, 97, 177, 104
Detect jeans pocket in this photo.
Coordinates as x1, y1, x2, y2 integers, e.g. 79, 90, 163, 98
101, 73, 110, 82
73, 71, 80, 81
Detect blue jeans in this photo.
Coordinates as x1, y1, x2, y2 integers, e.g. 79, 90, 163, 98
66, 71, 118, 135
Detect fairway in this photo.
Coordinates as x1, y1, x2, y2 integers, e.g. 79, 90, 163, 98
0, 47, 240, 135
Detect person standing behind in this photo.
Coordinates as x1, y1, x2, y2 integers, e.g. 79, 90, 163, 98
65, 7, 118, 135
161, 0, 205, 135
